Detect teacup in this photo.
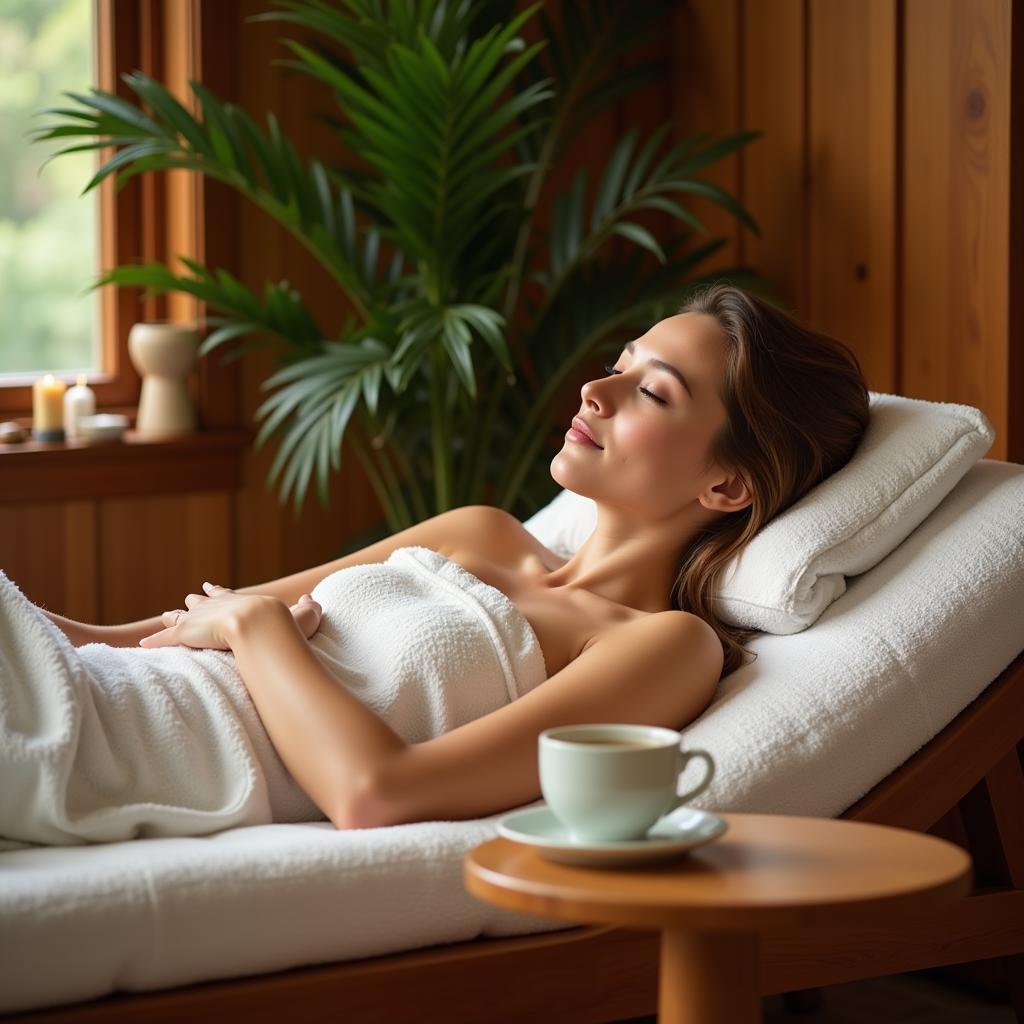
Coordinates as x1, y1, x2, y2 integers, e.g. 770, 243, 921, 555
538, 724, 716, 843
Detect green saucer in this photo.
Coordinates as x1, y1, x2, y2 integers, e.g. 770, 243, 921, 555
497, 804, 728, 867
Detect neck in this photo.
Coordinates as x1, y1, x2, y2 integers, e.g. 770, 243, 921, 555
537, 508, 706, 612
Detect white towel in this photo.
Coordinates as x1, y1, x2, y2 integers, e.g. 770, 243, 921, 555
0, 546, 548, 847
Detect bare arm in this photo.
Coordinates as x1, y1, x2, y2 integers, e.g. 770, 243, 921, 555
41, 505, 497, 649
42, 609, 165, 648
226, 597, 407, 827
43, 599, 326, 650
222, 595, 722, 831
227, 505, 501, 607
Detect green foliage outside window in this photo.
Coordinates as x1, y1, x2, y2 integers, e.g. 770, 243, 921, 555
1, 0, 97, 376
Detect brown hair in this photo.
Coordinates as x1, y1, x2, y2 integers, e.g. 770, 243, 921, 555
669, 283, 870, 678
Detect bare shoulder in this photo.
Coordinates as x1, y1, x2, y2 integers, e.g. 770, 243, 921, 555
453, 503, 521, 534
432, 504, 521, 555
585, 609, 723, 680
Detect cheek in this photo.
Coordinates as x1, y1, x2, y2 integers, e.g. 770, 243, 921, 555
614, 418, 684, 464
611, 416, 714, 495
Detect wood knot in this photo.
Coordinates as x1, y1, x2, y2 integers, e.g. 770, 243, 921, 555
966, 89, 986, 120
854, 263, 869, 281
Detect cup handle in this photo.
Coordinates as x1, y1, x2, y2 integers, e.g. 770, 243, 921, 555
669, 747, 716, 813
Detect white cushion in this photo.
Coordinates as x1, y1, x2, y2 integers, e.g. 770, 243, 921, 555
523, 392, 995, 634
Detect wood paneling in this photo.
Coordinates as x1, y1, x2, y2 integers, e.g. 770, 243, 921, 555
741, 0, 806, 312
673, 0, 744, 275
98, 492, 233, 624
902, 0, 1014, 459
671, 0, 1019, 458
806, 0, 899, 392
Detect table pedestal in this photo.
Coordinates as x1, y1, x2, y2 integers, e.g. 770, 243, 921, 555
660, 929, 760, 1023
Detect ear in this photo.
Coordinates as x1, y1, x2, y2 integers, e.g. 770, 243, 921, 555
699, 468, 753, 515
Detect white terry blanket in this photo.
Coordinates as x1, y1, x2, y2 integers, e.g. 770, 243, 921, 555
0, 461, 1022, 1015
0, 546, 548, 848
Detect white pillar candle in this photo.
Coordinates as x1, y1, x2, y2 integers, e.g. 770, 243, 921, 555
64, 374, 97, 440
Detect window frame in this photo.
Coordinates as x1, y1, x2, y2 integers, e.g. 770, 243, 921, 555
0, 0, 239, 432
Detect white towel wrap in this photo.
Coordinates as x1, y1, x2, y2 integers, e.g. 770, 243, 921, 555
0, 545, 548, 847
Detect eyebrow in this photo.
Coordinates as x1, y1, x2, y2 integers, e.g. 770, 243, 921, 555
624, 340, 694, 398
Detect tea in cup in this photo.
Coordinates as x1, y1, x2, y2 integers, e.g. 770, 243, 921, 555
538, 723, 716, 843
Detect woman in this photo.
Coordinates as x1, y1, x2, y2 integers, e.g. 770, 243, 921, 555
35, 283, 869, 838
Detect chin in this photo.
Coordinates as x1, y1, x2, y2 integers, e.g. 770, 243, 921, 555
549, 452, 588, 497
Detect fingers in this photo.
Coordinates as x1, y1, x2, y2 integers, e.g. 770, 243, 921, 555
184, 583, 226, 608
139, 628, 170, 648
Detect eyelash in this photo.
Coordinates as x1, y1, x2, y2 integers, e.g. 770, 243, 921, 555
602, 364, 668, 405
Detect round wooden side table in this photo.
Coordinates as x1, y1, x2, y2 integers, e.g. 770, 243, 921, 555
464, 812, 972, 1024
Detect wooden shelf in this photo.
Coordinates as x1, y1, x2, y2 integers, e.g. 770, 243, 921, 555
0, 421, 251, 503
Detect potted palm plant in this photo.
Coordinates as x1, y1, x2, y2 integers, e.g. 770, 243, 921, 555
34, 0, 771, 540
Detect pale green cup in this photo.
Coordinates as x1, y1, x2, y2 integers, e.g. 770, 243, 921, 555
538, 723, 716, 843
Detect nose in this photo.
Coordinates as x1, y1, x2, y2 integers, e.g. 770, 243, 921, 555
580, 372, 613, 411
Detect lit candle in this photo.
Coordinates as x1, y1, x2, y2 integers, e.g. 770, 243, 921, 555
63, 374, 96, 440
32, 374, 67, 441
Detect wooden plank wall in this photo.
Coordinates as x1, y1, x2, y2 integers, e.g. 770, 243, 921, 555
679, 0, 1019, 460
2, 0, 1020, 624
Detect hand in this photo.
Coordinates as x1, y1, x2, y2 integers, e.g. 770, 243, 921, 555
289, 592, 324, 641
138, 583, 272, 651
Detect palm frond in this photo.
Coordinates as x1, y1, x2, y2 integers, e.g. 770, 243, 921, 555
93, 259, 323, 355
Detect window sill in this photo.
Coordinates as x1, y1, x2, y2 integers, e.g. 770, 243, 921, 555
0, 412, 250, 503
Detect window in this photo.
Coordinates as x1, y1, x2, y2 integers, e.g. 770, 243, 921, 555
0, 0, 100, 380
0, 0, 230, 425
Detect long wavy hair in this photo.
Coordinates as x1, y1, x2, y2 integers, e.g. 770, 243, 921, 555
670, 283, 870, 678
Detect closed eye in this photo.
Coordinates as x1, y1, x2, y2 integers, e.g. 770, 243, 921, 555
602, 365, 668, 406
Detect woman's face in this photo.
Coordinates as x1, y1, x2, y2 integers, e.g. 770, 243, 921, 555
550, 312, 732, 520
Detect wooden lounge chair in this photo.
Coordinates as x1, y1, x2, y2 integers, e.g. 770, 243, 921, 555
9, 648, 1021, 1024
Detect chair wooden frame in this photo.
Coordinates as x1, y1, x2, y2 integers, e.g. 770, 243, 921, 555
8, 650, 1024, 1024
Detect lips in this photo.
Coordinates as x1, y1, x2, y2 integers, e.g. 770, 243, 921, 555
571, 417, 602, 448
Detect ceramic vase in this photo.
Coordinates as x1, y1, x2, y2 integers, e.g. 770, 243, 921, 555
128, 322, 200, 438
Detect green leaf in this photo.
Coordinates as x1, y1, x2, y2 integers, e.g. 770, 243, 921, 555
667, 179, 761, 236
65, 87, 164, 136
198, 321, 264, 356
592, 131, 637, 229
81, 140, 170, 194
124, 72, 211, 156
621, 122, 670, 199
442, 316, 477, 399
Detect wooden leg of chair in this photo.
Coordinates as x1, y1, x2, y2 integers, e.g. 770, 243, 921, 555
958, 745, 1024, 1019
959, 748, 1024, 888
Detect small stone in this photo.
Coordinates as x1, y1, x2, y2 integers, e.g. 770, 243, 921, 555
0, 421, 29, 443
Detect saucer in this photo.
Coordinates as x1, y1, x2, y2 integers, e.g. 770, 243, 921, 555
496, 804, 728, 867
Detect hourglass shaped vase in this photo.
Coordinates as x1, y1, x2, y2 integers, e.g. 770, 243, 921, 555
128, 322, 201, 438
